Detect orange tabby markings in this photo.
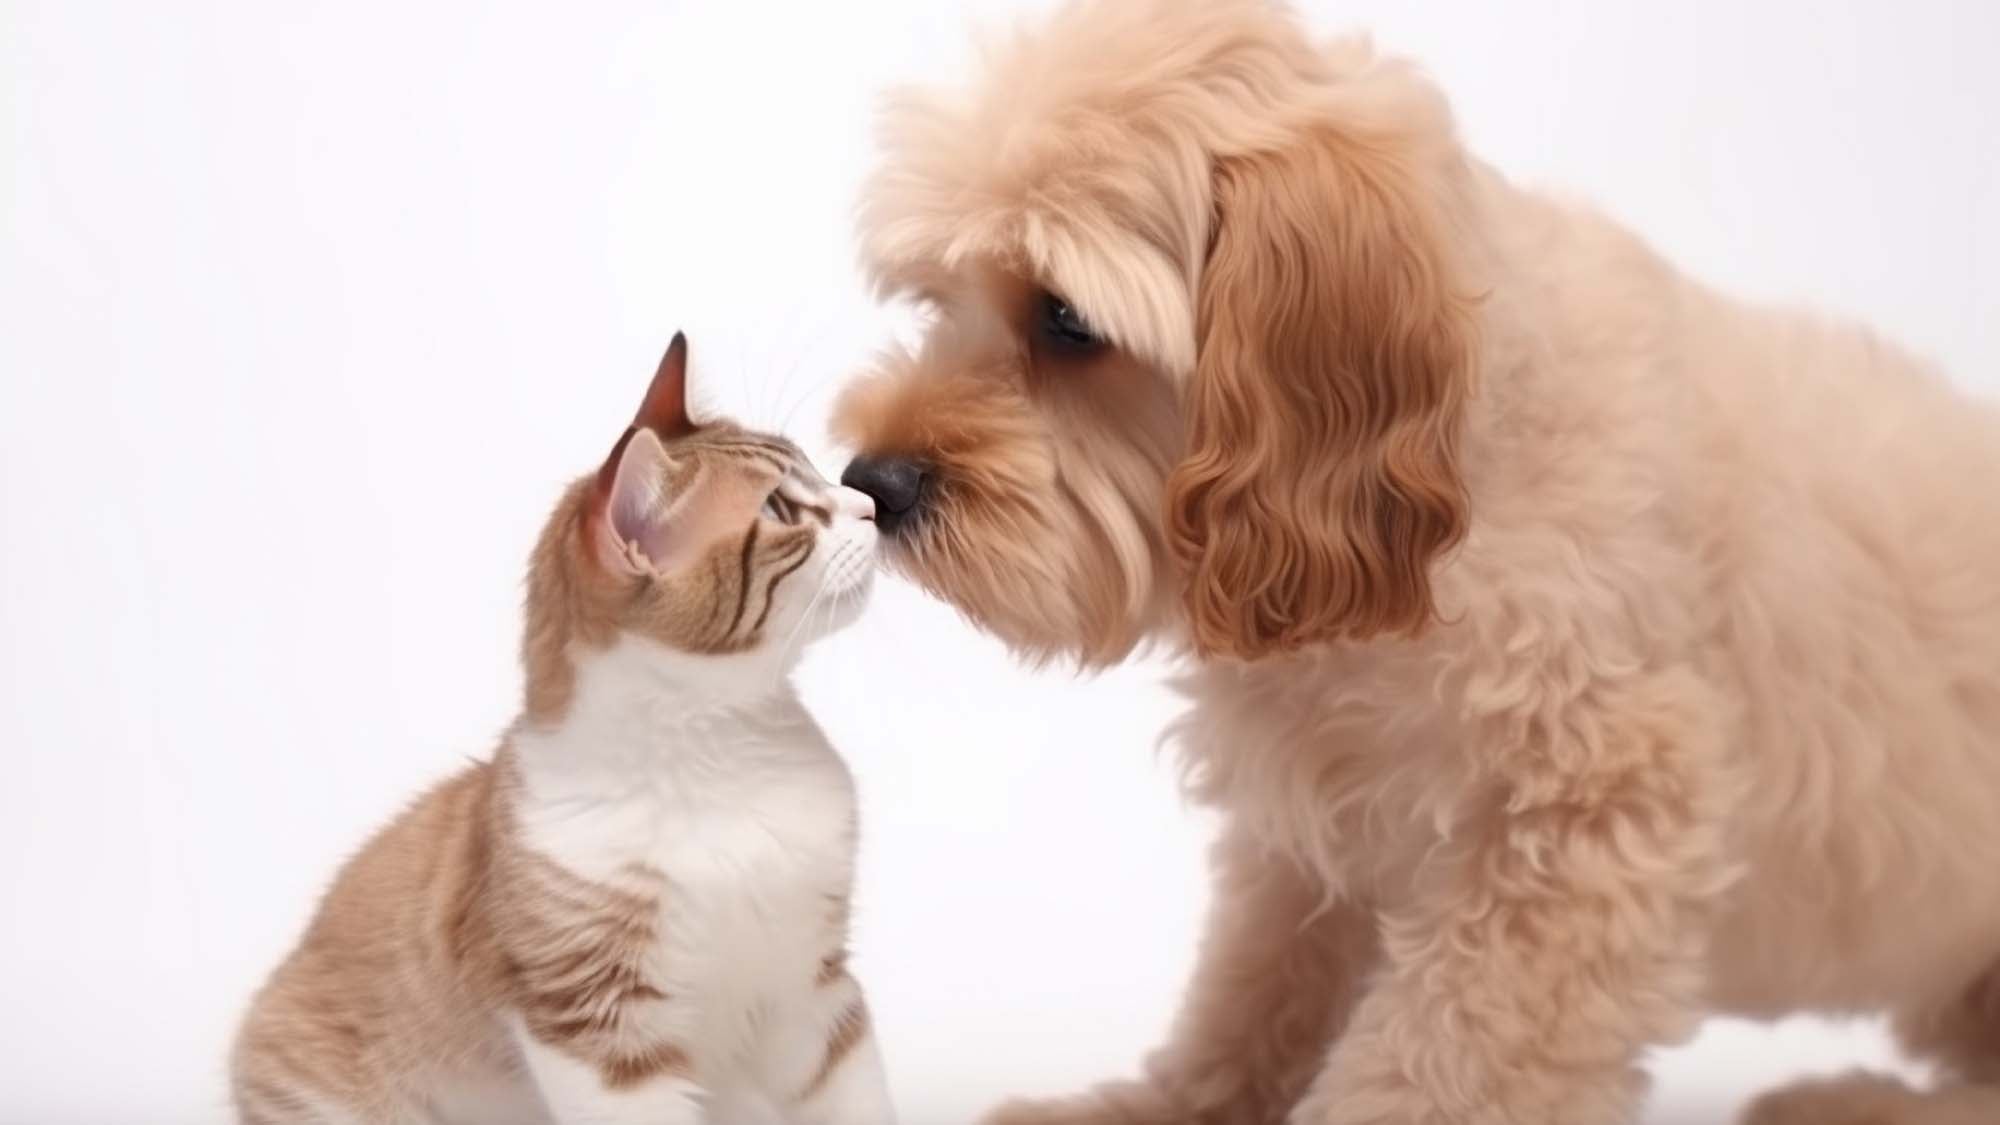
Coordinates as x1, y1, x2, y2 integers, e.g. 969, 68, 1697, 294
816, 949, 849, 988
802, 999, 872, 1101
232, 335, 891, 1123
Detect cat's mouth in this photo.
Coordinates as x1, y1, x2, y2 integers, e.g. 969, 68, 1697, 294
816, 533, 878, 606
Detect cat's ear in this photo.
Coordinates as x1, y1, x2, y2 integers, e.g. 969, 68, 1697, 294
592, 426, 703, 577
589, 332, 702, 576
632, 331, 693, 437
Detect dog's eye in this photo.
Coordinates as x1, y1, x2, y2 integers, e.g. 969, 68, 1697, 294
1038, 291, 1103, 353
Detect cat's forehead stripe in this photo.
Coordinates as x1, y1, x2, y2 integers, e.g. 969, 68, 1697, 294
684, 430, 800, 458
682, 440, 801, 479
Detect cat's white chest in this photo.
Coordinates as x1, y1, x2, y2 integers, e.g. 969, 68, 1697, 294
510, 719, 857, 893
506, 639, 860, 1043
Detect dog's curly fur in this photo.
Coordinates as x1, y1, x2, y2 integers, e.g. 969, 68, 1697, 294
831, 1, 2000, 1122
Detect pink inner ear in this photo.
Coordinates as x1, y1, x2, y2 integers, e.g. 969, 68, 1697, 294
633, 332, 692, 436
597, 427, 697, 576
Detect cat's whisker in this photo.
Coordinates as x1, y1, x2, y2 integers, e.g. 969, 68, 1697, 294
760, 310, 810, 429
772, 310, 845, 438
744, 328, 780, 428
772, 334, 860, 436
748, 300, 828, 433
774, 576, 835, 669
778, 364, 851, 438
781, 561, 839, 650
756, 305, 807, 427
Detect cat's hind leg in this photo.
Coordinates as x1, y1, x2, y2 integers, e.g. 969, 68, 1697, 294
230, 993, 371, 1125
231, 1072, 367, 1125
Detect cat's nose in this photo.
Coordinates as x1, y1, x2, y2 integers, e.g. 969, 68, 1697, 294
839, 455, 929, 533
833, 486, 876, 523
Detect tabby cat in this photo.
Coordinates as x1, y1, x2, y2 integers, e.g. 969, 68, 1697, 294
231, 334, 892, 1125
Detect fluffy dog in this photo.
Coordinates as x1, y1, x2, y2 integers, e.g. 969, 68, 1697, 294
831, 1, 2000, 1122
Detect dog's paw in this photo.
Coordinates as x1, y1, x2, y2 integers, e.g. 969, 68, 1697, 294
1739, 1071, 1928, 1125
979, 1081, 1188, 1125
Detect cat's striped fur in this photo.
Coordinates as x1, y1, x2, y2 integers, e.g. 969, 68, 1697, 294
231, 336, 891, 1124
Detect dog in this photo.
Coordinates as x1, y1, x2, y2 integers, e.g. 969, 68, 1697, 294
830, 1, 2000, 1122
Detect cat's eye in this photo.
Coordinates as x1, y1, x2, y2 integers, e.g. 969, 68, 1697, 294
1037, 290, 1103, 354
761, 489, 800, 526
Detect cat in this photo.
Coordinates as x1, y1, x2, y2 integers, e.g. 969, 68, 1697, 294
231, 333, 893, 1125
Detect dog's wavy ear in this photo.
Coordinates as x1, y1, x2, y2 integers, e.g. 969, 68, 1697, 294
1166, 125, 1477, 660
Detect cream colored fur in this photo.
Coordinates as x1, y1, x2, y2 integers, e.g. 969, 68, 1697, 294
831, 2, 2000, 1122
233, 342, 893, 1125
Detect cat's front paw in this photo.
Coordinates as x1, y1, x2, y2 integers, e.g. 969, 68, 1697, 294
980, 1080, 1189, 1125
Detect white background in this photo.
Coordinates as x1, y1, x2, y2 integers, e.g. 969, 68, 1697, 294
4, 1, 1997, 1122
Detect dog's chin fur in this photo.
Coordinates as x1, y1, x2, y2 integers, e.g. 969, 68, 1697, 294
835, 1, 2000, 1122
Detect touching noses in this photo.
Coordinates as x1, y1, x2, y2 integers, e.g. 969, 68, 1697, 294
839, 456, 929, 533
832, 485, 876, 523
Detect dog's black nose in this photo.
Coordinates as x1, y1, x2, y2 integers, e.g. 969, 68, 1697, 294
840, 455, 930, 533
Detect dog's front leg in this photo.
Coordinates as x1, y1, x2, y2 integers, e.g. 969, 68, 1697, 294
1290, 666, 1742, 1125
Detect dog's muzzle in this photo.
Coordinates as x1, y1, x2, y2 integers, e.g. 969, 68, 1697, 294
839, 456, 930, 534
